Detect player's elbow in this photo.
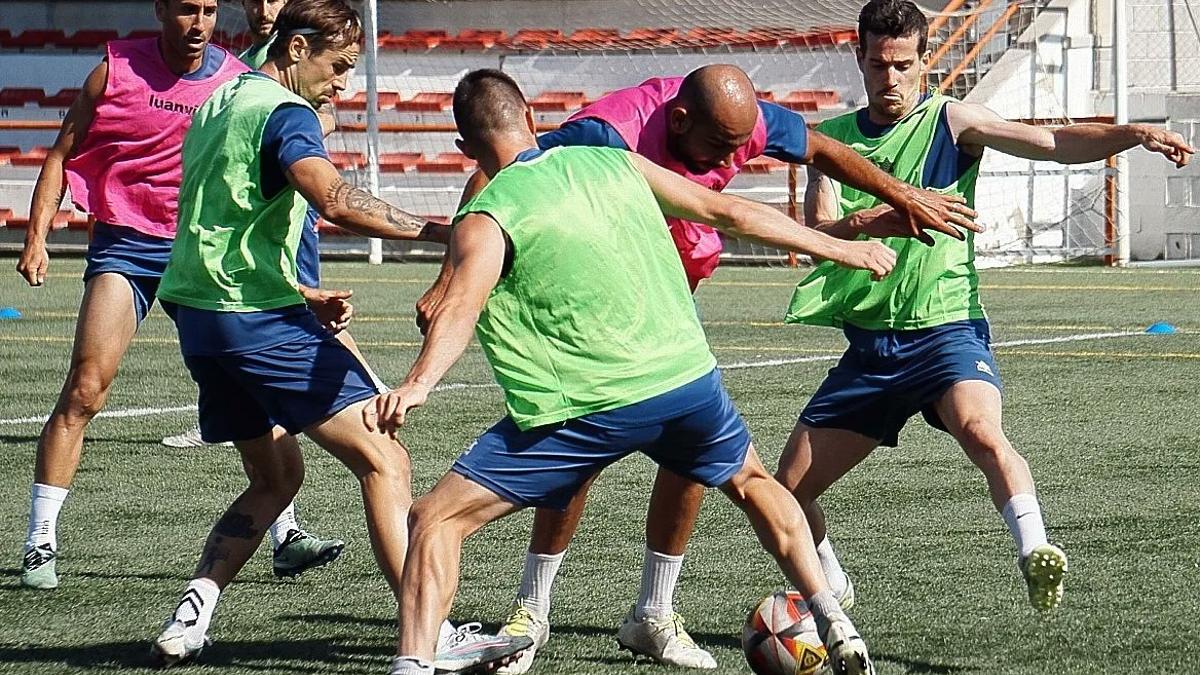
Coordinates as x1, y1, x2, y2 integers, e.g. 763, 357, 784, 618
714, 197, 762, 237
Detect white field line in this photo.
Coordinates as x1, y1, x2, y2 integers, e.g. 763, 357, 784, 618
0, 329, 1157, 427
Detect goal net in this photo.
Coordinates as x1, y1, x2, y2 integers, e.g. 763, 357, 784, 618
214, 0, 1115, 266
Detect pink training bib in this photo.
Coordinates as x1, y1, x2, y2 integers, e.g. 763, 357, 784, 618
65, 38, 248, 239
570, 77, 767, 290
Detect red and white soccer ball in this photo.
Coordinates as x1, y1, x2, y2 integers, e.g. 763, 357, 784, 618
742, 591, 829, 675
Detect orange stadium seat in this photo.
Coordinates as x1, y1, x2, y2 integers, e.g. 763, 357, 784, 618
683, 27, 741, 47
437, 29, 506, 50
567, 28, 620, 47
381, 30, 447, 50
0, 88, 46, 107
742, 156, 788, 174
416, 152, 477, 173
622, 28, 679, 48
5, 30, 66, 49
58, 30, 119, 49
529, 91, 589, 112
394, 92, 453, 112
756, 90, 777, 102
337, 91, 402, 111
39, 88, 81, 108
5, 210, 72, 230
509, 29, 565, 49
0, 147, 20, 165
0, 208, 12, 226
9, 147, 49, 167
379, 152, 423, 173
328, 151, 367, 171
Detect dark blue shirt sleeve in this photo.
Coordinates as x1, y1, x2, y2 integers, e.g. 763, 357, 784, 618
537, 117, 630, 151
758, 100, 809, 164
260, 103, 329, 200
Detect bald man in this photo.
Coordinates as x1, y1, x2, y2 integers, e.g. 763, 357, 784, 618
419, 64, 973, 673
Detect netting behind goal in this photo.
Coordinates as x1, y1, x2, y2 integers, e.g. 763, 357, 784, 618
215, 0, 1115, 266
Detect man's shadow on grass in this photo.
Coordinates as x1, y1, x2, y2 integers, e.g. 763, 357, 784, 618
0, 638, 389, 672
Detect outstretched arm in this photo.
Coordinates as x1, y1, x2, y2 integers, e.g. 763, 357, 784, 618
803, 165, 973, 243
804, 130, 976, 245
17, 61, 106, 286
366, 214, 506, 435
950, 102, 1194, 167
632, 153, 897, 278
415, 169, 492, 333
286, 156, 450, 243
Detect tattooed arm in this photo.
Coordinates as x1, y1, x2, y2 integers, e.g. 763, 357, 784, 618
285, 156, 451, 244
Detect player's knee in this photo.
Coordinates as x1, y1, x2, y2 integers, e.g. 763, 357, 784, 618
407, 496, 453, 544
61, 364, 113, 418
958, 418, 1013, 464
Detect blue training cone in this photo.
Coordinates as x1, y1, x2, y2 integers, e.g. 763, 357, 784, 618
1145, 322, 1177, 335
0, 307, 21, 320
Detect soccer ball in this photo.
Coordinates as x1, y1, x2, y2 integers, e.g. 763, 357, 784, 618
742, 591, 829, 675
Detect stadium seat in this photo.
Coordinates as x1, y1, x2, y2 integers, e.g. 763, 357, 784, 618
39, 88, 81, 108
381, 30, 447, 50
4, 209, 72, 230
509, 29, 565, 49
416, 152, 477, 173
779, 90, 841, 112
622, 28, 679, 48
0, 146, 20, 165
683, 27, 741, 47
379, 152, 423, 173
789, 27, 858, 47
0, 88, 47, 107
741, 27, 794, 47
394, 92, 453, 112
4, 30, 66, 49
567, 28, 620, 47
0, 208, 12, 226
9, 147, 49, 167
337, 91, 402, 111
328, 151, 367, 171
57, 30, 119, 49
756, 90, 777, 102
529, 91, 589, 112
437, 29, 506, 50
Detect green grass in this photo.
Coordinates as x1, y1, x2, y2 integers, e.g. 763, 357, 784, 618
1, 259, 1199, 674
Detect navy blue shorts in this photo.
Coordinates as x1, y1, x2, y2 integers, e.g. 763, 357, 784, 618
799, 319, 1002, 447
171, 306, 379, 443
296, 210, 321, 288
452, 369, 751, 510
83, 222, 173, 324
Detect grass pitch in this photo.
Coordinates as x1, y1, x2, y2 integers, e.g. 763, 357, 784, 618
1, 259, 1198, 674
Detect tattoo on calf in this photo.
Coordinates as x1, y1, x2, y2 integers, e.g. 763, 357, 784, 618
213, 510, 258, 539
197, 536, 231, 576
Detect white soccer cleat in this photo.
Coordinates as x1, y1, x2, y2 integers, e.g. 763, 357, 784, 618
151, 619, 211, 668
823, 619, 875, 675
495, 604, 550, 674
616, 606, 717, 669
433, 622, 533, 673
161, 425, 231, 448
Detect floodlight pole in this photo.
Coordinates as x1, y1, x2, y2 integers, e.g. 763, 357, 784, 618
1112, 0, 1130, 266
364, 0, 383, 264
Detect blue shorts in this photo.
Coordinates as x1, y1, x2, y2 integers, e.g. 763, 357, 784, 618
170, 306, 379, 443
799, 319, 1002, 447
452, 369, 751, 510
296, 209, 321, 288
83, 222, 173, 324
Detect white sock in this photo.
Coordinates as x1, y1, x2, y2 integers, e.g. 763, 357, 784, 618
1001, 493, 1048, 559
269, 502, 301, 548
816, 537, 849, 597
171, 578, 221, 637
635, 548, 684, 621
389, 656, 434, 675
516, 550, 566, 619
26, 483, 68, 551
806, 589, 848, 643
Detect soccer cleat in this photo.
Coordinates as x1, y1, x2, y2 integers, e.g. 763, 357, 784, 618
20, 543, 58, 590
433, 622, 533, 673
823, 619, 875, 675
1021, 543, 1068, 611
495, 604, 550, 674
161, 425, 231, 449
272, 529, 345, 578
616, 607, 717, 669
151, 619, 211, 668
